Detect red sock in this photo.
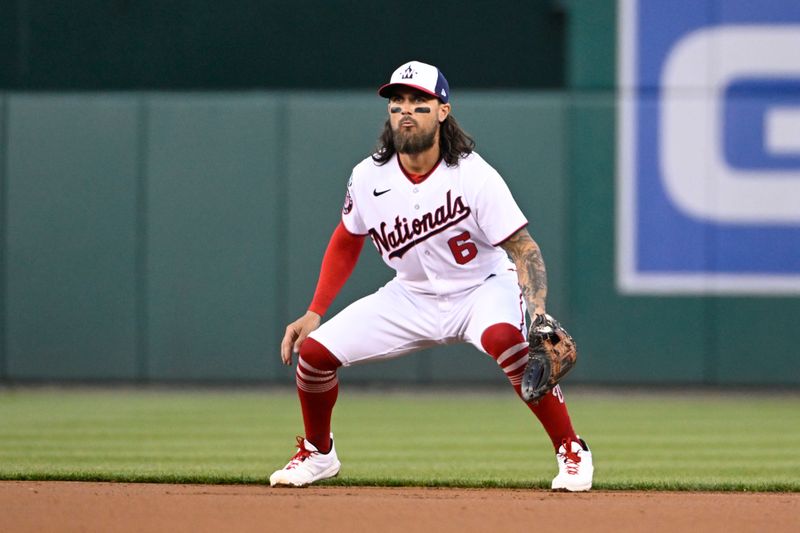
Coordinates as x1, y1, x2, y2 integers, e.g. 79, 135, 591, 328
528, 385, 577, 449
296, 337, 342, 454
481, 323, 577, 449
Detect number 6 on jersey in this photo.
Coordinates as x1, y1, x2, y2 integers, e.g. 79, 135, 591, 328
448, 231, 478, 264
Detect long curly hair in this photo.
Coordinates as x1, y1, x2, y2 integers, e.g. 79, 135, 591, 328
372, 114, 475, 167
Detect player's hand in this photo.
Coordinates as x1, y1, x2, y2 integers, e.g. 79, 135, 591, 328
280, 311, 322, 366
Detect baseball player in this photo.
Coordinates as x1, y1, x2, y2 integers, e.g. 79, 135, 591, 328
270, 60, 594, 491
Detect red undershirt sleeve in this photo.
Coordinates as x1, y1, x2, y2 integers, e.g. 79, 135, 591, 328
307, 221, 366, 316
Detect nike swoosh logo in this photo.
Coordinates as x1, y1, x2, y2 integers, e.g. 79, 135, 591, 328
373, 188, 391, 197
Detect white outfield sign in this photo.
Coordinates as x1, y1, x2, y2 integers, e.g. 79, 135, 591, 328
617, 0, 800, 294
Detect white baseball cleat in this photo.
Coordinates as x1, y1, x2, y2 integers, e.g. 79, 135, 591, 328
551, 436, 593, 492
269, 434, 341, 487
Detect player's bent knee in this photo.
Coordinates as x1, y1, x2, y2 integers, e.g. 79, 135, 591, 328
481, 323, 526, 360
298, 337, 343, 372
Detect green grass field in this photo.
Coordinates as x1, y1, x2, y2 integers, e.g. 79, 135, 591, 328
0, 388, 798, 491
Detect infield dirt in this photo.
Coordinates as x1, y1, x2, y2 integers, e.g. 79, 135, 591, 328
2, 481, 798, 532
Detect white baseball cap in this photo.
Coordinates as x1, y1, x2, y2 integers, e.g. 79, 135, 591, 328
378, 60, 450, 103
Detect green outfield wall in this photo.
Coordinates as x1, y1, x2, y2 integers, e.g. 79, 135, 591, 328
0, 0, 797, 386
0, 90, 797, 386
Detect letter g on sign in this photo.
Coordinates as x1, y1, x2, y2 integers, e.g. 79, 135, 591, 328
660, 25, 800, 224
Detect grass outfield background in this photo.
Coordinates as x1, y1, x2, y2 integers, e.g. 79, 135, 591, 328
0, 388, 797, 491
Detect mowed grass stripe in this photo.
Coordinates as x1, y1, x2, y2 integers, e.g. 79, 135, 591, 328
0, 389, 798, 491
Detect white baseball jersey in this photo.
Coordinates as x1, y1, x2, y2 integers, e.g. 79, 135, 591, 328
341, 152, 527, 295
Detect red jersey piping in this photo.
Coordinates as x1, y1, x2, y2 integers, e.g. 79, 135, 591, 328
492, 222, 529, 247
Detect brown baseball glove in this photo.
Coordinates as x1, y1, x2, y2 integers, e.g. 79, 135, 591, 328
520, 313, 578, 403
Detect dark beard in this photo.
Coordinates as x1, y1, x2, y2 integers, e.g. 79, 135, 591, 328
393, 126, 437, 154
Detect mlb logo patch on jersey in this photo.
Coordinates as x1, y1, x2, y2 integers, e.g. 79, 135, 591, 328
617, 0, 800, 295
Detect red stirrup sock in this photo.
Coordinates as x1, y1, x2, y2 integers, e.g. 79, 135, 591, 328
296, 337, 342, 454
481, 322, 578, 449
528, 385, 577, 450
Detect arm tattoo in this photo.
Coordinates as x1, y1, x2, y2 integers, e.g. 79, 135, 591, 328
499, 228, 547, 317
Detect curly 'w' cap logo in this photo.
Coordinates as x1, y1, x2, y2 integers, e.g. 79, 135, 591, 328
400, 66, 416, 79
